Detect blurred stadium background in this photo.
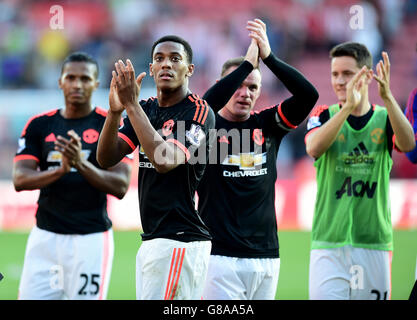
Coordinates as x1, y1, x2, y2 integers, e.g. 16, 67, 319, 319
0, 0, 417, 299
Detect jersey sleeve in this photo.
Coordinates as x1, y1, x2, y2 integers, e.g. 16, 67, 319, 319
118, 115, 139, 152
202, 61, 253, 113
304, 104, 330, 143
404, 88, 417, 162
166, 98, 216, 162
253, 101, 297, 135
14, 117, 42, 163
117, 100, 150, 152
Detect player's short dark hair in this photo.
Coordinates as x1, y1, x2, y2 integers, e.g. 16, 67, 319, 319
151, 35, 193, 64
61, 51, 99, 78
329, 42, 372, 69
221, 56, 260, 77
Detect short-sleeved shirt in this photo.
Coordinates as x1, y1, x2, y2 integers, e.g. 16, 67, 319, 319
118, 93, 215, 242
14, 107, 117, 234
197, 102, 295, 258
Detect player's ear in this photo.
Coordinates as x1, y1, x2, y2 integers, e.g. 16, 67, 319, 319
149, 63, 154, 77
186, 64, 194, 77
94, 80, 100, 90
58, 76, 63, 89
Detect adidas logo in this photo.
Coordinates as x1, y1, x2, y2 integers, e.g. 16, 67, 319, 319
218, 136, 230, 144
343, 142, 374, 165
45, 133, 56, 142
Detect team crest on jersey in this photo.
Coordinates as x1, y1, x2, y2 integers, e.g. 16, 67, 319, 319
162, 119, 175, 136
370, 128, 384, 144
17, 138, 26, 153
83, 129, 99, 144
252, 129, 264, 146
186, 124, 205, 147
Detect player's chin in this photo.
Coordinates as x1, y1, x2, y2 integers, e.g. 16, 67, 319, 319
68, 97, 89, 106
233, 108, 251, 118
335, 92, 346, 103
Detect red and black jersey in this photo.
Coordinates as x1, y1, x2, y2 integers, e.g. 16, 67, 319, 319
118, 93, 215, 242
305, 104, 395, 155
14, 107, 120, 234
197, 103, 294, 258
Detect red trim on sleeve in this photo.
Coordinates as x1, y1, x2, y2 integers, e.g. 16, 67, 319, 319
166, 139, 191, 162
95, 107, 108, 117
304, 127, 320, 145
310, 104, 329, 117
21, 109, 58, 136
14, 154, 40, 163
118, 133, 136, 151
277, 103, 297, 129
392, 134, 402, 152
193, 102, 201, 122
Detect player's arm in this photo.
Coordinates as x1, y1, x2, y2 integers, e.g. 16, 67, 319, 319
113, 59, 186, 173
13, 158, 70, 191
56, 130, 132, 199
306, 67, 368, 159
374, 52, 415, 152
13, 117, 71, 191
97, 77, 133, 168
247, 19, 319, 126
404, 88, 417, 162
202, 39, 259, 112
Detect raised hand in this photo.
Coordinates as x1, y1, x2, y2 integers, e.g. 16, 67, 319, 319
373, 52, 392, 100
109, 76, 124, 114
344, 66, 367, 111
246, 19, 271, 60
112, 59, 146, 108
55, 130, 83, 167
244, 38, 260, 69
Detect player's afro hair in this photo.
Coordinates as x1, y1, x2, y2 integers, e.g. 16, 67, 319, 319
61, 52, 99, 78
151, 35, 193, 64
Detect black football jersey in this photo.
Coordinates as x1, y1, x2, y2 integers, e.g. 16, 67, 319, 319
15, 107, 117, 234
197, 103, 293, 258
118, 93, 215, 242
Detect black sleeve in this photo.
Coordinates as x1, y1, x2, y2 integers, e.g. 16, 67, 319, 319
16, 117, 42, 160
202, 61, 254, 113
305, 106, 330, 136
263, 52, 319, 126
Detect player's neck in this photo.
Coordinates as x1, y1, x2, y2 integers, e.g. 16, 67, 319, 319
157, 85, 190, 107
342, 91, 371, 117
62, 102, 93, 119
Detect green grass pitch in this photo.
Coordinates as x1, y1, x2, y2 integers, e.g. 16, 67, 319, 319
0, 230, 416, 300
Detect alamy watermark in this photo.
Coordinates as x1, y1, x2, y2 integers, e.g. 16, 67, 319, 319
349, 5, 364, 30
148, 121, 265, 167
49, 5, 64, 30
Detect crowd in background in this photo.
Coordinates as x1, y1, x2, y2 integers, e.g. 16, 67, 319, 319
0, 0, 417, 179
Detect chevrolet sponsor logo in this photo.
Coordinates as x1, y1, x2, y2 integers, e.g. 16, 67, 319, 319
222, 152, 266, 170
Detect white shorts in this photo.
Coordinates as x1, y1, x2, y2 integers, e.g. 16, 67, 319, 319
19, 226, 114, 300
136, 238, 211, 300
203, 255, 280, 300
309, 246, 392, 300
